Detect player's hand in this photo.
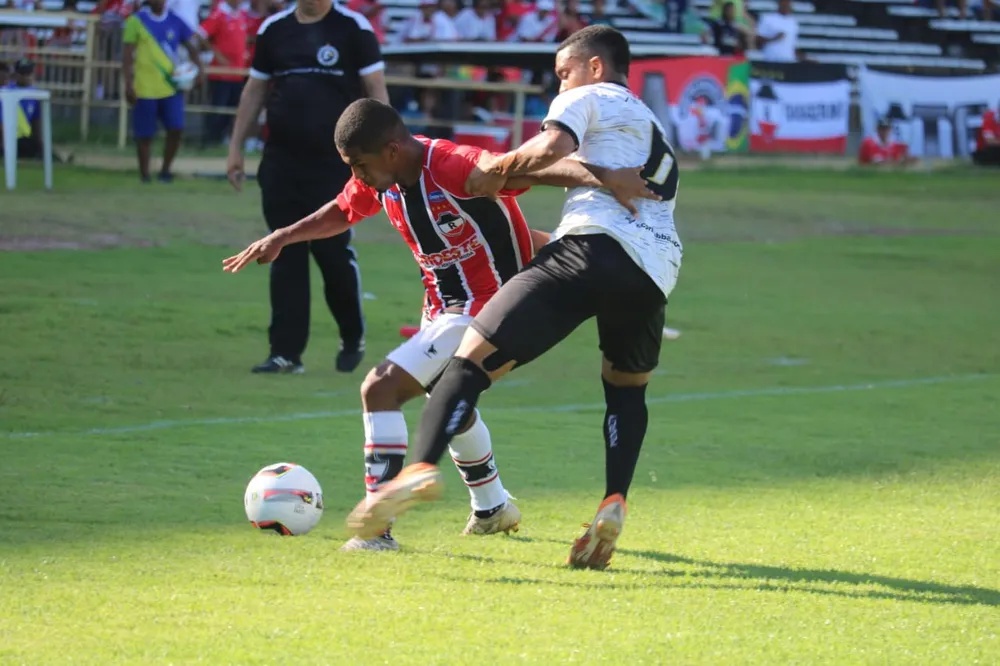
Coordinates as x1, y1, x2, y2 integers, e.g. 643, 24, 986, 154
222, 236, 282, 272
466, 153, 508, 199
226, 148, 245, 192
601, 167, 660, 216
125, 83, 137, 106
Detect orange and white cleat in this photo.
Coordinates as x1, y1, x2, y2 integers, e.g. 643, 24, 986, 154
568, 493, 627, 570
346, 463, 443, 539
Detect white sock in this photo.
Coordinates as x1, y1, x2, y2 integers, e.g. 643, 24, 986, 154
448, 410, 509, 512
363, 411, 407, 509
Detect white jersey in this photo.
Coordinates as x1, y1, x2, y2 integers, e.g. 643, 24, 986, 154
542, 82, 682, 298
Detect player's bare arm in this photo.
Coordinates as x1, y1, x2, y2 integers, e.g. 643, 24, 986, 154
222, 199, 352, 273
226, 77, 269, 192
506, 160, 659, 216
466, 127, 577, 197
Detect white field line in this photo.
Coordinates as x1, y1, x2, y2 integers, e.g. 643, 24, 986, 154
3, 373, 993, 440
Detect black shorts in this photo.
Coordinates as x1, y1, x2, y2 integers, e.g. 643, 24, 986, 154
471, 233, 667, 374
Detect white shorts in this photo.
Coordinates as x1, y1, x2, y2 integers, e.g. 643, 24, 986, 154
386, 312, 473, 388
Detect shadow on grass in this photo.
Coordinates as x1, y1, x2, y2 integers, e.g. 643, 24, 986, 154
430, 545, 1000, 608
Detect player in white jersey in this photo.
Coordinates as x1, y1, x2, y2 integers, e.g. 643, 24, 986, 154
347, 26, 681, 570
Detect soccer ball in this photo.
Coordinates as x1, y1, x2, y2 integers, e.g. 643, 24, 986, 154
244, 462, 324, 536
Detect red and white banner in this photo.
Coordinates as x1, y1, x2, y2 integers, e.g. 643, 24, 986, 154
749, 62, 850, 154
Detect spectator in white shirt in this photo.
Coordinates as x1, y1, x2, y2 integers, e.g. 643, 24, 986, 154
516, 0, 560, 42
755, 0, 798, 62
455, 0, 497, 41
401, 0, 459, 42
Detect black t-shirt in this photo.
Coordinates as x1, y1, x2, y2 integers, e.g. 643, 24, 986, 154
709, 20, 744, 55
251, 5, 384, 162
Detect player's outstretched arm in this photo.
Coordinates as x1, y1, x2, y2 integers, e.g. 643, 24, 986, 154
222, 199, 351, 273
467, 128, 577, 197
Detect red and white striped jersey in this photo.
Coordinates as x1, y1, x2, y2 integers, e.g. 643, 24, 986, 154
335, 137, 533, 319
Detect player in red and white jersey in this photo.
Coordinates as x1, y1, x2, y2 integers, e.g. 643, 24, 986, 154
335, 136, 533, 320
224, 98, 650, 552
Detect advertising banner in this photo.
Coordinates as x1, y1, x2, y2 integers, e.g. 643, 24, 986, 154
629, 56, 750, 155
749, 62, 850, 154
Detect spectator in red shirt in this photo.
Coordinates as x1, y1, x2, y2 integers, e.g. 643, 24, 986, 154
859, 118, 916, 166
973, 108, 1000, 167
497, 0, 531, 41
199, 0, 252, 146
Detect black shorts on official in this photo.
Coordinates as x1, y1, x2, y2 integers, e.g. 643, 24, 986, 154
471, 233, 667, 374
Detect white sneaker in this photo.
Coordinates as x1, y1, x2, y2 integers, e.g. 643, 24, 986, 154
462, 500, 521, 536
339, 534, 400, 552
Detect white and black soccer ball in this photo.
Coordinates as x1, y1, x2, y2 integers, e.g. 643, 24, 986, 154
244, 463, 324, 536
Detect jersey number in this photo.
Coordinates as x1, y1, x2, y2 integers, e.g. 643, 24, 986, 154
640, 124, 678, 200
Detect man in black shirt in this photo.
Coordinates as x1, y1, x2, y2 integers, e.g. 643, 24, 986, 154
226, 0, 389, 374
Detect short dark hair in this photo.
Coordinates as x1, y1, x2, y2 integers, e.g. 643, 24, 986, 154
557, 25, 631, 77
334, 98, 407, 154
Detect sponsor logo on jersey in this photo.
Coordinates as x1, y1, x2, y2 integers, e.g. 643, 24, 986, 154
384, 188, 401, 201
414, 236, 482, 270
427, 190, 446, 203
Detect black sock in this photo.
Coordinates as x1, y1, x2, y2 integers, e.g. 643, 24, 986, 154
413, 357, 492, 465
602, 379, 649, 499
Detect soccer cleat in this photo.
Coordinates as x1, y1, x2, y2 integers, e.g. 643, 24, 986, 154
157, 171, 174, 184
336, 343, 365, 373
251, 355, 304, 374
339, 532, 400, 552
346, 463, 443, 539
462, 500, 522, 536
568, 493, 627, 570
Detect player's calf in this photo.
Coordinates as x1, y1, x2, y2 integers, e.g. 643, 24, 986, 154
449, 410, 519, 535
343, 361, 427, 550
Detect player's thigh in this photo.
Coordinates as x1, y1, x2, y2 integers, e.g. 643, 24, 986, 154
471, 241, 597, 370
596, 245, 667, 377
132, 98, 158, 140
159, 93, 185, 132
386, 312, 473, 390
597, 295, 665, 376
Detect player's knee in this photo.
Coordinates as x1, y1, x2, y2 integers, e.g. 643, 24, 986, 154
360, 363, 402, 411
361, 362, 424, 411
601, 358, 653, 387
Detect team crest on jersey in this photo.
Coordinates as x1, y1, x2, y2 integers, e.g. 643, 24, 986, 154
435, 211, 466, 238
317, 44, 339, 67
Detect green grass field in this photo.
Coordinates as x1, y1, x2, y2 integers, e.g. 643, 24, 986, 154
1, 164, 998, 664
